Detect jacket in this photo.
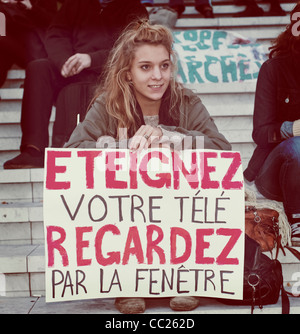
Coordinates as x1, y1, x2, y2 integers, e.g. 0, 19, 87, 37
64, 87, 231, 151
244, 55, 300, 181
45, 0, 148, 74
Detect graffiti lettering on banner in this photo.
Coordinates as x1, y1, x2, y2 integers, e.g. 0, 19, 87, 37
174, 29, 267, 84
43, 148, 245, 303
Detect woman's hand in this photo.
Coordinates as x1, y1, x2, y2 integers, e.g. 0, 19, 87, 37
129, 125, 163, 151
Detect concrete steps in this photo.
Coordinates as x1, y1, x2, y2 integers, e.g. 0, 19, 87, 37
1, 240, 300, 299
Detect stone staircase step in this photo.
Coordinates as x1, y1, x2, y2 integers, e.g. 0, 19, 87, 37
0, 169, 44, 203
0, 244, 299, 298
0, 89, 23, 100
0, 137, 21, 152
180, 3, 294, 16
2, 70, 25, 89
2, 295, 300, 314
0, 244, 44, 297
0, 202, 43, 246
0, 111, 20, 124
0, 183, 43, 203
177, 16, 289, 28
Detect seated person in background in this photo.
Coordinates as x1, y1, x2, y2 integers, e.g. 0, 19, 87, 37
169, 0, 214, 18
244, 3, 300, 246
0, 0, 59, 87
3, 0, 148, 169
234, 0, 285, 17
65, 21, 230, 314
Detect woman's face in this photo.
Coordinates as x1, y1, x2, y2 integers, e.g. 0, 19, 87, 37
128, 44, 172, 108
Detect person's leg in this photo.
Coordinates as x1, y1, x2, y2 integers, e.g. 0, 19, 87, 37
255, 137, 300, 244
19, 60, 97, 151
169, 0, 185, 16
194, 0, 214, 18
20, 59, 63, 152
267, 0, 285, 16
3, 58, 99, 169
234, 0, 264, 17
3, 59, 65, 169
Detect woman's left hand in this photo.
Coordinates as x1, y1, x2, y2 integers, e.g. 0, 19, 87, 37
129, 125, 163, 151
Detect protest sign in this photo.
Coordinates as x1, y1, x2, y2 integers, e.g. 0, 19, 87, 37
174, 29, 267, 84
43, 148, 245, 303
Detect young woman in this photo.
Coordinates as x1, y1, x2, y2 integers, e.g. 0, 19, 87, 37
244, 3, 300, 246
65, 20, 230, 152
65, 20, 231, 313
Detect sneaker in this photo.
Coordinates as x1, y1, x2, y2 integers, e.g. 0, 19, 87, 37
291, 222, 300, 247
195, 4, 215, 18
114, 298, 146, 314
169, 296, 201, 311
3, 149, 44, 169
234, 5, 264, 17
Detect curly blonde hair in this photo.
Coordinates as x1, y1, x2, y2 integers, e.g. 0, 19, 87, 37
92, 19, 183, 137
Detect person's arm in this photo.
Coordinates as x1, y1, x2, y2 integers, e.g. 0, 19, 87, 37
45, 0, 77, 72
252, 60, 283, 148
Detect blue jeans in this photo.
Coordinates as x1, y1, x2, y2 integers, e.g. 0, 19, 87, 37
169, 0, 211, 6
255, 137, 300, 218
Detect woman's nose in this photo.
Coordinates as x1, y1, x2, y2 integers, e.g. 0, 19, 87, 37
152, 66, 162, 80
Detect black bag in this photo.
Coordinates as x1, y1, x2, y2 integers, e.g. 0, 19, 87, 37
222, 235, 289, 314
52, 82, 95, 148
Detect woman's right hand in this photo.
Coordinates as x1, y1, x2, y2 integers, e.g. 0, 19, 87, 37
129, 125, 163, 152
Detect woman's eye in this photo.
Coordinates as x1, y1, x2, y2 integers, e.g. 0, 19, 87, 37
162, 63, 169, 69
141, 65, 150, 70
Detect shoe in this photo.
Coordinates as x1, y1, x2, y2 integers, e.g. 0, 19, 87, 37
234, 5, 264, 17
115, 298, 146, 314
3, 149, 44, 169
169, 296, 201, 311
195, 5, 214, 18
291, 222, 300, 247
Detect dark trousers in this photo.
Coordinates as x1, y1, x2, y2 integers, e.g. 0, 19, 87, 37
20, 59, 99, 152
255, 137, 300, 217
0, 29, 47, 87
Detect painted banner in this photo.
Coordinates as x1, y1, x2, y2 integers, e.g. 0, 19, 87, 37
44, 148, 245, 303
174, 29, 267, 84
